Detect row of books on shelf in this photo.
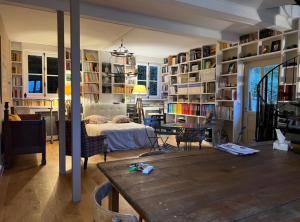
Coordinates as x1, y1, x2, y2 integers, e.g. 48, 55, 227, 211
199, 68, 216, 82
12, 64, 22, 74
83, 84, 99, 93
84, 51, 98, 61
12, 88, 23, 98
278, 85, 295, 101
113, 86, 125, 94
161, 84, 168, 92
12, 99, 59, 107
11, 51, 22, 62
216, 106, 233, 121
84, 62, 99, 72
218, 79, 237, 88
167, 103, 215, 117
190, 63, 201, 71
113, 65, 125, 74
12, 76, 22, 86
84, 72, 99, 82
180, 64, 189, 73
217, 89, 237, 101
162, 66, 168, 74
190, 48, 202, 61
111, 56, 136, 66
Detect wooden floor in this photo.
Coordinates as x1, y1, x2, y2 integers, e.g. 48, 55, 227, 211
0, 138, 211, 222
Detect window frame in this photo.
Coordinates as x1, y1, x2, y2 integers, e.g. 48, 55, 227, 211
24, 51, 58, 99
137, 63, 160, 99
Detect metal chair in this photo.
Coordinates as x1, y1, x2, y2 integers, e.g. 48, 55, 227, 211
93, 182, 138, 222
143, 116, 164, 150
176, 127, 206, 151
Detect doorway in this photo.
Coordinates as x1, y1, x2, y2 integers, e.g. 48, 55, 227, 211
243, 59, 280, 144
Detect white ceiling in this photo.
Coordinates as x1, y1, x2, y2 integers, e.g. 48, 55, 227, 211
0, 0, 298, 58
0, 4, 215, 58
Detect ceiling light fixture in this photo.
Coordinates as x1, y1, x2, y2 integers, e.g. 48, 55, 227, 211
110, 39, 134, 57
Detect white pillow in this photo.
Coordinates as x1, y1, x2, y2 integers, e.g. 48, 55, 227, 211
112, 115, 130, 123
85, 115, 108, 124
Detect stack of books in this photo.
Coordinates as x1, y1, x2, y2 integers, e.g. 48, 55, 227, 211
217, 143, 260, 155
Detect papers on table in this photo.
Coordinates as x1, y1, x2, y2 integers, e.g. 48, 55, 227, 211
217, 143, 260, 155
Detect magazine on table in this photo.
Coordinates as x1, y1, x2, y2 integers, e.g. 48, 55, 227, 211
217, 143, 260, 155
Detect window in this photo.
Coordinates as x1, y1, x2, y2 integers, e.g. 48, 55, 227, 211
137, 64, 159, 97
149, 66, 158, 96
46, 57, 58, 94
28, 55, 43, 93
27, 53, 58, 96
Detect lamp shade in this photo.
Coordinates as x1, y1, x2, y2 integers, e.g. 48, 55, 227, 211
65, 83, 71, 96
132, 84, 147, 95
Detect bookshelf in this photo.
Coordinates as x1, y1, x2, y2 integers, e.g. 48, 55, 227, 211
165, 24, 300, 142
11, 50, 23, 106
164, 44, 217, 124
102, 54, 137, 104
216, 24, 300, 142
82, 49, 100, 103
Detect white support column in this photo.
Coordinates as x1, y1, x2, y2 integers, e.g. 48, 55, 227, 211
70, 0, 81, 202
57, 10, 66, 175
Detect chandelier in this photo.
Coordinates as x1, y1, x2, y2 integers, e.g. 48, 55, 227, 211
106, 39, 137, 77
110, 39, 134, 57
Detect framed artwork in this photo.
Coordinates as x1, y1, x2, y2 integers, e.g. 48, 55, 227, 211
271, 40, 281, 52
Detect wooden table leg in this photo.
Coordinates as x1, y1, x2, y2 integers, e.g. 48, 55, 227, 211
109, 185, 119, 212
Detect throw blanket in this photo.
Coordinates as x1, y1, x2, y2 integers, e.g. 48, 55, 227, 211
85, 122, 155, 152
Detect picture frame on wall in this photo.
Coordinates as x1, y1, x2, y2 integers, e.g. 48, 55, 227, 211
271, 40, 281, 52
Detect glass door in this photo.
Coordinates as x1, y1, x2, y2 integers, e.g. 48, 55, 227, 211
244, 62, 279, 144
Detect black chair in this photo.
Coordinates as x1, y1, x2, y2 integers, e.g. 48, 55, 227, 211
65, 121, 107, 169
176, 128, 206, 151
144, 116, 164, 150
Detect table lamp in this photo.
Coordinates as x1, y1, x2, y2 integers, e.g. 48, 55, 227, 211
65, 83, 72, 119
132, 84, 147, 123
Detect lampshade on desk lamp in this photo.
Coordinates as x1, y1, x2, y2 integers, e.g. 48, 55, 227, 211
132, 84, 147, 123
65, 83, 83, 119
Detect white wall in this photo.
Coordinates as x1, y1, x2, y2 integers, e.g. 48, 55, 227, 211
0, 15, 11, 165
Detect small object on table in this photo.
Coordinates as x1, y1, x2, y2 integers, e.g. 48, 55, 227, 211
129, 162, 155, 175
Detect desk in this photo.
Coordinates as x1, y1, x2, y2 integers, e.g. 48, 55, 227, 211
99, 146, 300, 222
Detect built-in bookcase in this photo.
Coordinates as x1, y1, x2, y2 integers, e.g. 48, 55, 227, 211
11, 50, 23, 106
82, 49, 100, 103
101, 54, 137, 104
165, 21, 300, 143
216, 22, 300, 142
164, 44, 217, 124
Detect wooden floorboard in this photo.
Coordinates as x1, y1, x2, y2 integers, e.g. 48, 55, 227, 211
0, 138, 211, 222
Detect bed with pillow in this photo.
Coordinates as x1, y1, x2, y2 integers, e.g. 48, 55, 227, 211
84, 103, 155, 152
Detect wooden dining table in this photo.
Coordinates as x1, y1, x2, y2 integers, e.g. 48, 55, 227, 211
98, 146, 300, 222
